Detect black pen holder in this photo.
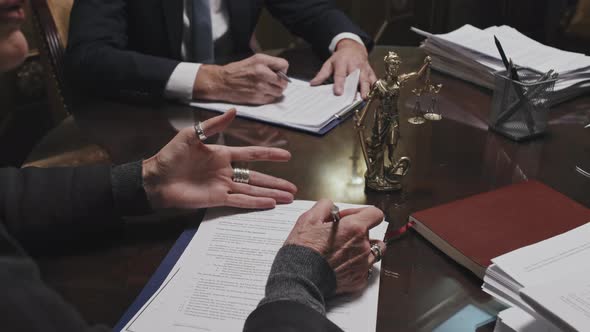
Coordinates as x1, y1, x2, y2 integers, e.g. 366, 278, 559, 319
489, 69, 556, 141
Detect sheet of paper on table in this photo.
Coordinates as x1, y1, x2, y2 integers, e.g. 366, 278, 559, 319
189, 70, 361, 134
120, 200, 387, 332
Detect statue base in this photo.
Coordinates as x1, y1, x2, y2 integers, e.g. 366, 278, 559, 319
364, 157, 411, 192
364, 174, 403, 192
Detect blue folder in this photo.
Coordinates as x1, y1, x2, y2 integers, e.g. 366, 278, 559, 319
114, 228, 198, 331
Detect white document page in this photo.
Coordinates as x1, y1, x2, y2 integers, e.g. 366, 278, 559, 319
190, 69, 360, 130
496, 307, 559, 332
121, 200, 387, 332
521, 277, 590, 332
492, 222, 590, 287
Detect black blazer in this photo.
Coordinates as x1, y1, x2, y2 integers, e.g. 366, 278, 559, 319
65, 0, 373, 101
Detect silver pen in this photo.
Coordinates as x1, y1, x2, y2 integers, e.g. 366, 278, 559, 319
275, 71, 292, 83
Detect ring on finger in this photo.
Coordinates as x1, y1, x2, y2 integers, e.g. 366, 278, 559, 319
370, 243, 382, 263
330, 205, 341, 223
194, 121, 207, 141
232, 168, 250, 184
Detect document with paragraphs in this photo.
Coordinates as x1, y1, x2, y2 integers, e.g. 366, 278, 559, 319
190, 70, 361, 134
120, 201, 387, 332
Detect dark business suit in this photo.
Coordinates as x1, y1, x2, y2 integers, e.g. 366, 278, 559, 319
65, 0, 373, 100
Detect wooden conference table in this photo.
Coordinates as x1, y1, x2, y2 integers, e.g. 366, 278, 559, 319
27, 46, 590, 331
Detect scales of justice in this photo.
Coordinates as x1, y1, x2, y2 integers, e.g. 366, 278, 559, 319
353, 51, 442, 191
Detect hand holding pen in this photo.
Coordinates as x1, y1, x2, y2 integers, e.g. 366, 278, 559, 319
284, 200, 386, 294
193, 53, 290, 105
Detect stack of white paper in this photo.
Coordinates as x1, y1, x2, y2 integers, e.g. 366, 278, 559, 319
493, 307, 558, 332
120, 200, 387, 332
412, 25, 590, 105
190, 70, 361, 134
482, 222, 590, 332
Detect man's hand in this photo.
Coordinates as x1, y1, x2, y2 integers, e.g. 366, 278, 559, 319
142, 109, 297, 210
284, 199, 386, 294
310, 39, 377, 99
193, 54, 289, 105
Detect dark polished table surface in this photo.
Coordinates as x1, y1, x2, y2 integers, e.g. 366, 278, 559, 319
27, 46, 590, 331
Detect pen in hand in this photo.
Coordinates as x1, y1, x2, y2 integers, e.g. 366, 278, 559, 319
275, 70, 292, 83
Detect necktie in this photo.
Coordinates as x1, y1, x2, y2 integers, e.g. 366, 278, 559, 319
191, 0, 214, 63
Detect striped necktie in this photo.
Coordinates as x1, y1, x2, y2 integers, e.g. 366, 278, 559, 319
191, 0, 214, 63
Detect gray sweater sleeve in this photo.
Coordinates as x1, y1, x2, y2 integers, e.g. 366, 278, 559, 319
111, 160, 153, 216
258, 245, 336, 315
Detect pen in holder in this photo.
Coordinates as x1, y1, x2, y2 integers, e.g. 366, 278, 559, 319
489, 68, 557, 141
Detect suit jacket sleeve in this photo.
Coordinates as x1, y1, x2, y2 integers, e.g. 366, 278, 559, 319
265, 0, 374, 59
66, 0, 179, 100
0, 162, 150, 248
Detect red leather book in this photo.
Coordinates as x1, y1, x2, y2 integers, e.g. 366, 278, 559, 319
410, 180, 590, 279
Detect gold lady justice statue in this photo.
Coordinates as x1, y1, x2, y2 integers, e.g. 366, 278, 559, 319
354, 51, 441, 191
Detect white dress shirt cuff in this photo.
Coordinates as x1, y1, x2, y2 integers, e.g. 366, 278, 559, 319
328, 33, 365, 53
164, 62, 202, 100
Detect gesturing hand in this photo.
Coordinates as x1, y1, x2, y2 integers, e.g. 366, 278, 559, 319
142, 109, 297, 210
193, 54, 289, 105
310, 39, 377, 99
284, 199, 386, 294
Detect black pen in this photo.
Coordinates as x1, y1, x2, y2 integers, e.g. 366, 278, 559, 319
494, 35, 511, 73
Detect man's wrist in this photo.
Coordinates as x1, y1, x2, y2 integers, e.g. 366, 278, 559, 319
330, 32, 366, 53
335, 39, 368, 56
192, 64, 224, 100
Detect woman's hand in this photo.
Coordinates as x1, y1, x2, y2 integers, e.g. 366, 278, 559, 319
142, 109, 297, 210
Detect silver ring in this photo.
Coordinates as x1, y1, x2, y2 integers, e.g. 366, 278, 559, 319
370, 244, 382, 262
330, 205, 341, 223
194, 122, 207, 141
232, 168, 250, 184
